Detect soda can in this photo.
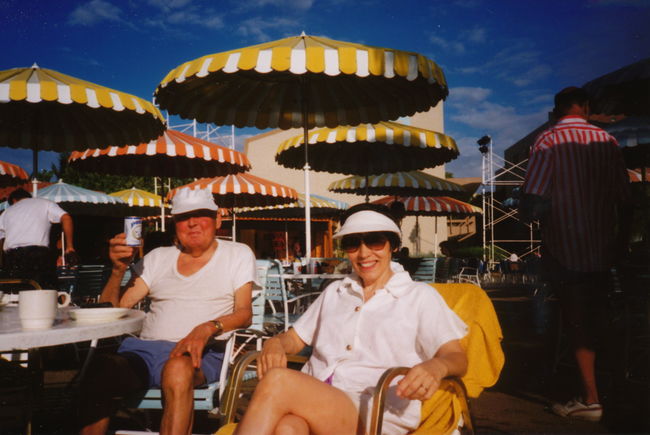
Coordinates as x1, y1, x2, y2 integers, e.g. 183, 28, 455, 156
124, 216, 142, 247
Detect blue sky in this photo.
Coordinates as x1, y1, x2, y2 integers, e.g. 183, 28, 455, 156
1, 0, 649, 179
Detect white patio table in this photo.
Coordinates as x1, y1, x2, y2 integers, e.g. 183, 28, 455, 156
0, 306, 144, 351
0, 306, 144, 434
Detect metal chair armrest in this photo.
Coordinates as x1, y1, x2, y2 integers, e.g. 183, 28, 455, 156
0, 278, 42, 290
369, 367, 474, 435
220, 350, 309, 425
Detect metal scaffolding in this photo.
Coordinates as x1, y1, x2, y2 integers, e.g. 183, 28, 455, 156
479, 136, 541, 268
166, 116, 236, 149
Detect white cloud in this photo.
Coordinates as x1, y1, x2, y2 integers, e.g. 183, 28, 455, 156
456, 40, 552, 88
235, 0, 314, 12
448, 87, 492, 105
445, 134, 484, 179
593, 0, 650, 7
429, 35, 465, 53
147, 0, 194, 11
512, 64, 553, 87
166, 10, 224, 29
68, 0, 121, 26
237, 16, 299, 42
463, 27, 486, 44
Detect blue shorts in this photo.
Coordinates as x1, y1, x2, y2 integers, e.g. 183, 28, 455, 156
117, 337, 225, 388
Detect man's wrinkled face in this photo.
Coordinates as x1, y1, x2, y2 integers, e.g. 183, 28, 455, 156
173, 209, 217, 250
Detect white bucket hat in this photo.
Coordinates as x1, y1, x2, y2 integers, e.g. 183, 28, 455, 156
333, 210, 401, 239
171, 187, 218, 215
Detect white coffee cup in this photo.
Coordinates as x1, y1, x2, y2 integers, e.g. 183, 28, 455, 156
19, 290, 71, 330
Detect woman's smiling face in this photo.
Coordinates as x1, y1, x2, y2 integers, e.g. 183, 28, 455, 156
344, 232, 394, 289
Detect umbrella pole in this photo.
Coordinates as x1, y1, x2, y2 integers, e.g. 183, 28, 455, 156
232, 211, 237, 242
365, 175, 370, 203
32, 149, 39, 198
285, 222, 289, 263
301, 77, 312, 271
416, 215, 421, 255
434, 216, 438, 256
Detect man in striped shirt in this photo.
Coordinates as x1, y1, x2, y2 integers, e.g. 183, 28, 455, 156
522, 87, 630, 422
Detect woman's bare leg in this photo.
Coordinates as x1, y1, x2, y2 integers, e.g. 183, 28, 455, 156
274, 414, 309, 435
234, 368, 361, 435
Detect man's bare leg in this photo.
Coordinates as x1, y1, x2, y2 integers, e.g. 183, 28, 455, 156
575, 347, 599, 404
234, 368, 360, 435
159, 355, 205, 435
79, 417, 109, 435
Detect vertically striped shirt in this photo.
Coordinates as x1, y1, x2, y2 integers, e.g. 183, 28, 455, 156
523, 116, 629, 272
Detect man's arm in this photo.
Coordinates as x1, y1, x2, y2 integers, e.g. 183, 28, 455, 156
396, 339, 467, 401
169, 282, 254, 369
60, 213, 75, 252
99, 233, 149, 308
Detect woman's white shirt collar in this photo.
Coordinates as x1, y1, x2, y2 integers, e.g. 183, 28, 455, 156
337, 261, 414, 298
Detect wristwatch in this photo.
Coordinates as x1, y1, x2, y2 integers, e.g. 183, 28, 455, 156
210, 319, 224, 335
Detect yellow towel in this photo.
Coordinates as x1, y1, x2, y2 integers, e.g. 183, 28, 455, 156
411, 283, 505, 434
215, 283, 504, 435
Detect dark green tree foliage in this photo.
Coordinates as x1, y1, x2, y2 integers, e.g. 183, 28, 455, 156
52, 153, 192, 194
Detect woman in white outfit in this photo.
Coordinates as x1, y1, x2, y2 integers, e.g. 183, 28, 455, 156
235, 203, 468, 435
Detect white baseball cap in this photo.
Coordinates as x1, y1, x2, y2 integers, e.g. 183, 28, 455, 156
171, 187, 218, 215
333, 210, 401, 239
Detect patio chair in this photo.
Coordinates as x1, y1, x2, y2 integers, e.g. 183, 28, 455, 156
215, 282, 504, 435
124, 264, 270, 420
263, 259, 319, 332
411, 257, 437, 282
456, 265, 481, 286
73, 264, 112, 304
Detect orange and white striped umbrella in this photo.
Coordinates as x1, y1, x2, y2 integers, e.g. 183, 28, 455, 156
0, 64, 165, 153
0, 160, 29, 187
169, 173, 298, 208
373, 196, 482, 216
69, 129, 251, 178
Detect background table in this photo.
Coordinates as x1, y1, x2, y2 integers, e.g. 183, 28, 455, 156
0, 306, 144, 434
0, 306, 144, 351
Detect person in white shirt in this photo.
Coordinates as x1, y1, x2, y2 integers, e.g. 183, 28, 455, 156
0, 188, 75, 288
235, 203, 468, 435
79, 188, 256, 435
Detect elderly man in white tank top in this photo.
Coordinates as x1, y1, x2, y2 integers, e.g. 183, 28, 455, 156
79, 188, 257, 435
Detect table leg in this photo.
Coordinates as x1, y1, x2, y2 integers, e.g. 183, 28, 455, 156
26, 348, 43, 435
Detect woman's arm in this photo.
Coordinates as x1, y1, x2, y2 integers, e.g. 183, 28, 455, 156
396, 339, 467, 401
257, 328, 307, 380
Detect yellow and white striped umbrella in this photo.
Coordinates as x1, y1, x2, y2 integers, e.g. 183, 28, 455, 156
155, 34, 448, 130
276, 121, 458, 175
236, 193, 348, 219
109, 187, 167, 208
0, 64, 165, 153
156, 34, 448, 257
109, 187, 170, 217
328, 170, 465, 197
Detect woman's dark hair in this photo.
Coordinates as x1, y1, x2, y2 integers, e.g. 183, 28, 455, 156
8, 188, 31, 204
338, 203, 401, 250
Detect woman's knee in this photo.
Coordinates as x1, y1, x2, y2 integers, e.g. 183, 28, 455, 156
274, 414, 309, 435
258, 367, 294, 388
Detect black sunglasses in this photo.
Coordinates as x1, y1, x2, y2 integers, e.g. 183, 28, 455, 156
341, 232, 390, 253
